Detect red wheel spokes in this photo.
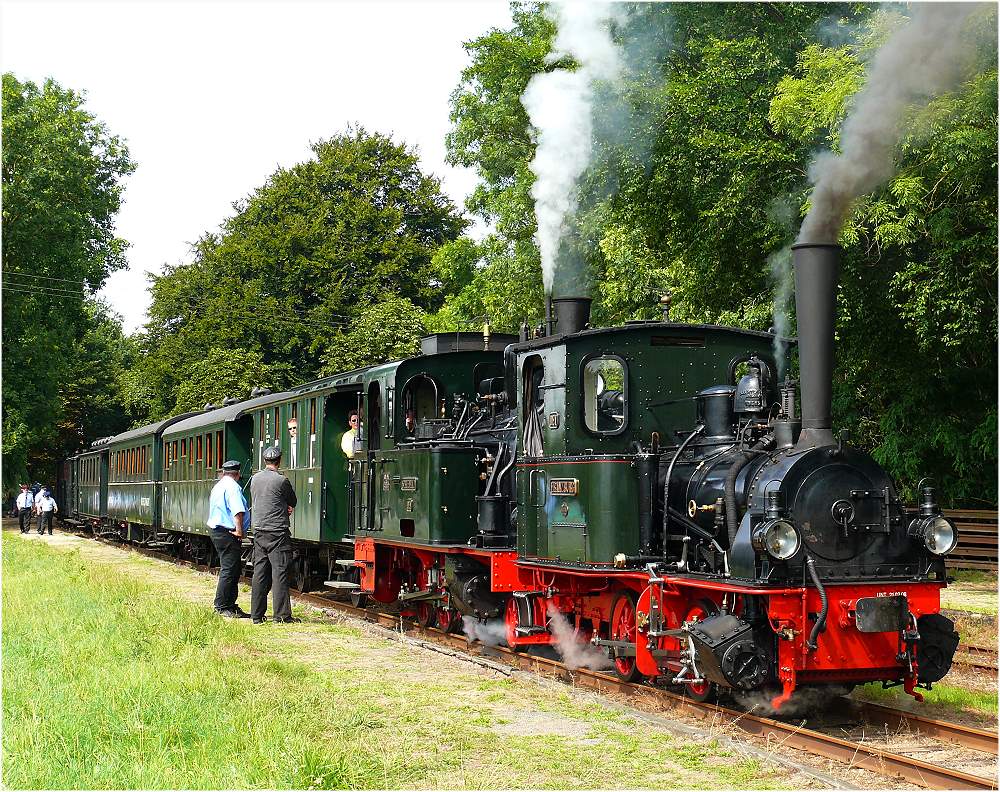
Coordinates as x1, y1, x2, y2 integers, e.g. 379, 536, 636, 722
612, 597, 637, 676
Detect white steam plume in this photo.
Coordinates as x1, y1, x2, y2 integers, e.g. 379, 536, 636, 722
462, 615, 508, 647
522, 3, 624, 294
799, 4, 982, 243
545, 603, 612, 671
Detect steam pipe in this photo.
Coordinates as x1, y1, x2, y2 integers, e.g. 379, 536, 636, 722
805, 556, 828, 651
792, 243, 840, 448
661, 426, 704, 557
724, 433, 775, 546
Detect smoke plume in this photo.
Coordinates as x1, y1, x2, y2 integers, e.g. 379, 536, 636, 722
769, 245, 794, 378
462, 615, 508, 647
522, 3, 624, 294
798, 4, 982, 243
545, 603, 612, 671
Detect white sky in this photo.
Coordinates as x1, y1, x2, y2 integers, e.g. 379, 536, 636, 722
1, 0, 513, 333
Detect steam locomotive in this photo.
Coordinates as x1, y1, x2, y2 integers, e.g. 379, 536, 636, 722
60, 242, 960, 709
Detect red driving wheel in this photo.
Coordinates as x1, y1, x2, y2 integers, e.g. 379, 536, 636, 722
682, 600, 718, 702
436, 607, 461, 633
416, 601, 435, 628
609, 591, 643, 682
504, 597, 521, 650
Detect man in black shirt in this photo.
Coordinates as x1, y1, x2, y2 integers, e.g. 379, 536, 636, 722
249, 446, 299, 624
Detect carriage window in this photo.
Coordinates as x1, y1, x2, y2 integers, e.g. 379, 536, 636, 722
583, 357, 627, 434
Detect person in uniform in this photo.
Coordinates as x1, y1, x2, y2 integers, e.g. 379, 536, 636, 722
35, 488, 57, 534
205, 460, 250, 618
16, 484, 34, 533
341, 411, 359, 459
249, 446, 299, 624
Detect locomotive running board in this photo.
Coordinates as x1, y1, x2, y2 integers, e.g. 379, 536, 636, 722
398, 589, 443, 603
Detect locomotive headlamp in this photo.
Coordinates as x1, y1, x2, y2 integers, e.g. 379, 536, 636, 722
909, 479, 957, 555
752, 519, 800, 561
910, 515, 958, 556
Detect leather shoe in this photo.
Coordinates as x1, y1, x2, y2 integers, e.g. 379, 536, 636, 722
274, 616, 302, 624
216, 608, 240, 619
252, 617, 267, 625
231, 606, 251, 619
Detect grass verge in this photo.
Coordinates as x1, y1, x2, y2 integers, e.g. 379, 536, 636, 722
855, 680, 998, 718
2, 535, 786, 789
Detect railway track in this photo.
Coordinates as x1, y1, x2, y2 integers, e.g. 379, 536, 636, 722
954, 642, 999, 675
44, 525, 1000, 790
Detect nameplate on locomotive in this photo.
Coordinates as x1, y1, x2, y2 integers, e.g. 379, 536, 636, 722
549, 478, 578, 496
855, 595, 907, 633
400, 477, 418, 492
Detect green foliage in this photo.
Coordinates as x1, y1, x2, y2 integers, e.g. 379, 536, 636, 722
771, 6, 998, 503
130, 128, 466, 420
322, 295, 428, 374
172, 349, 291, 414
446, 4, 996, 504
2, 73, 135, 494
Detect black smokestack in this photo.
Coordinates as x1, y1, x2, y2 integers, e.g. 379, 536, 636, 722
792, 243, 840, 449
550, 297, 592, 335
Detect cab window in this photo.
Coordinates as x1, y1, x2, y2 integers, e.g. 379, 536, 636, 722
583, 356, 627, 434
400, 374, 441, 437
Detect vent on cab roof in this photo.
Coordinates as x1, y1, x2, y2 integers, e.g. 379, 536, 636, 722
651, 335, 706, 347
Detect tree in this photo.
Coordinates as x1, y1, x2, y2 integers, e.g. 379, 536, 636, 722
770, 7, 998, 504
172, 350, 290, 415
445, 4, 997, 503
130, 128, 467, 421
323, 295, 428, 374
2, 74, 135, 494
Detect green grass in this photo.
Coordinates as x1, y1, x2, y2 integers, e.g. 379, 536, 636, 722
2, 535, 787, 789
942, 569, 998, 616
952, 570, 998, 586
855, 681, 998, 718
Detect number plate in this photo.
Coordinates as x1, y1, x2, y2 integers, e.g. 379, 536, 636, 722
400, 477, 418, 492
549, 478, 578, 496
855, 595, 907, 633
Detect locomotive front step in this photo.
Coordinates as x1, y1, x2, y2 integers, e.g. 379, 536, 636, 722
324, 581, 361, 590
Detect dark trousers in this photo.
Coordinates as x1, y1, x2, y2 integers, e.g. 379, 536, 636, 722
251, 531, 292, 621
210, 531, 243, 611
37, 512, 52, 534
18, 508, 31, 532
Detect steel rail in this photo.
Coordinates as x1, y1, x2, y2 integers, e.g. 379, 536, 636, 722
953, 657, 999, 675
833, 699, 998, 756
46, 524, 999, 790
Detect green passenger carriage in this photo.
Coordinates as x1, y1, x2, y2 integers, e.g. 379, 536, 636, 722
104, 414, 196, 541
74, 444, 108, 525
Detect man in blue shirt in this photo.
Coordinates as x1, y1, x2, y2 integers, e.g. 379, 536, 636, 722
206, 460, 250, 618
